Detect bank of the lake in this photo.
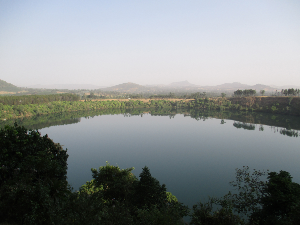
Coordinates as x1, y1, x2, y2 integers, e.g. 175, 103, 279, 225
1, 96, 300, 121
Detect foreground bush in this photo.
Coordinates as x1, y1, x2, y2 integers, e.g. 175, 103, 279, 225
190, 167, 300, 225
0, 123, 69, 224
71, 163, 189, 225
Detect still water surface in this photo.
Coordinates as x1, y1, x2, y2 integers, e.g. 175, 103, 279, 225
30, 111, 300, 208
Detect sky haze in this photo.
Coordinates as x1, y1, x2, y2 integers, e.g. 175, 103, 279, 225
0, 0, 299, 87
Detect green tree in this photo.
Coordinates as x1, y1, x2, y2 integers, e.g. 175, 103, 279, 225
91, 162, 137, 202
217, 167, 300, 224
233, 90, 243, 97
133, 166, 168, 209
81, 164, 188, 224
251, 171, 300, 224
0, 123, 69, 225
223, 166, 268, 217
190, 198, 244, 225
260, 90, 265, 96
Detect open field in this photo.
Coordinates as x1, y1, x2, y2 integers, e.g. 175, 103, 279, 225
0, 91, 16, 95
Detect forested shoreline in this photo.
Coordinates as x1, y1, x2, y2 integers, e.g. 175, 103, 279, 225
1, 94, 300, 121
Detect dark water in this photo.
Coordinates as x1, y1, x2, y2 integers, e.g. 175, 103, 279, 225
3, 110, 300, 208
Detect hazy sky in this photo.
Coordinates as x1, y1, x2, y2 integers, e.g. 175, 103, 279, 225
0, 0, 299, 87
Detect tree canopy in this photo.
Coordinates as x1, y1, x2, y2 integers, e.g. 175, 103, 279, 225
0, 123, 69, 224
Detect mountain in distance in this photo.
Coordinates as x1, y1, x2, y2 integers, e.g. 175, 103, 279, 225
270, 84, 300, 90
215, 82, 250, 89
24, 81, 276, 92
100, 81, 202, 93
26, 84, 106, 90
251, 84, 274, 91
99, 81, 278, 93
168, 80, 196, 87
201, 82, 276, 92
0, 78, 286, 95
0, 79, 21, 92
101, 82, 154, 93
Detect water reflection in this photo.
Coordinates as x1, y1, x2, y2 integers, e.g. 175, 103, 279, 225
233, 122, 256, 130
2, 109, 299, 138
280, 129, 299, 137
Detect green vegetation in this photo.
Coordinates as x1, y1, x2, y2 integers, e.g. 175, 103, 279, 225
233, 89, 256, 97
1, 91, 300, 122
0, 123, 69, 224
190, 166, 300, 225
0, 93, 80, 105
1, 98, 300, 124
260, 90, 265, 96
281, 88, 300, 97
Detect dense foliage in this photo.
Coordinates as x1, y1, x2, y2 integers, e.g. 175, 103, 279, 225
233, 89, 257, 97
0, 99, 218, 120
0, 93, 80, 105
190, 167, 300, 225
280, 88, 300, 97
1, 96, 300, 121
75, 163, 189, 225
0, 123, 69, 224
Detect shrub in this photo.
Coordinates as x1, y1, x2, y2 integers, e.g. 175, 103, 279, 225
0, 123, 69, 224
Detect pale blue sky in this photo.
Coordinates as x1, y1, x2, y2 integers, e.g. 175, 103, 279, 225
0, 0, 299, 87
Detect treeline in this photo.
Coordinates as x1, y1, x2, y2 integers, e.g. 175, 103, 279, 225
181, 92, 207, 99
149, 92, 176, 99
0, 98, 237, 120
2, 96, 300, 120
85, 92, 221, 100
0, 99, 189, 119
281, 88, 300, 96
233, 89, 256, 97
0, 93, 80, 105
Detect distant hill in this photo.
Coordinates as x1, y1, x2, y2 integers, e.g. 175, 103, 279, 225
215, 82, 250, 89
0, 79, 21, 92
168, 80, 196, 87
101, 82, 154, 93
270, 85, 300, 90
99, 81, 278, 94
251, 84, 274, 91
101, 81, 202, 93
201, 82, 276, 92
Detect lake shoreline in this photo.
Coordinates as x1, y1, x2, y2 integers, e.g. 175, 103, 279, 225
1, 97, 300, 121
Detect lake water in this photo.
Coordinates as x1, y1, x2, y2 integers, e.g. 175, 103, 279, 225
3, 110, 300, 208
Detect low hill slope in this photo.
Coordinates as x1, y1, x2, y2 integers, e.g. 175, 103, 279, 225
0, 79, 21, 92
100, 82, 156, 93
